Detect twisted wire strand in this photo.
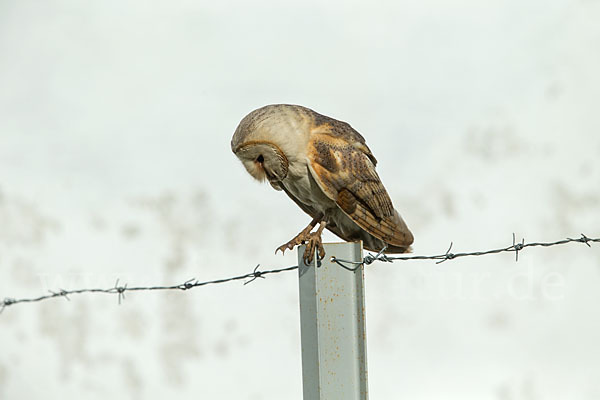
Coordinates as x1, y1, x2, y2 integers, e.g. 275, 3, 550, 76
1, 233, 598, 313
1, 265, 298, 313
331, 233, 598, 270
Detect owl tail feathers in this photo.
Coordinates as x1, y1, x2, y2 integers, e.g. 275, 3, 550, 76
344, 206, 414, 254
370, 210, 413, 254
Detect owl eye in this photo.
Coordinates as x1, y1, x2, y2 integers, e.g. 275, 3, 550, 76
257, 155, 264, 163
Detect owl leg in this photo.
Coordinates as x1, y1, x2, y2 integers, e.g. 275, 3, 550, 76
303, 221, 327, 264
275, 214, 323, 256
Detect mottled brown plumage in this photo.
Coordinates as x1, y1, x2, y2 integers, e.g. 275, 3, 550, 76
231, 104, 414, 263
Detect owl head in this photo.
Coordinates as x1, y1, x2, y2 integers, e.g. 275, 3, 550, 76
231, 139, 289, 183
231, 105, 310, 183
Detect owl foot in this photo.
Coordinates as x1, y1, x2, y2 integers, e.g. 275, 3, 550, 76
275, 217, 327, 265
302, 230, 326, 265
276, 215, 320, 255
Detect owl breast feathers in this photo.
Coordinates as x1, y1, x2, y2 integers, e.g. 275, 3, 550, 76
231, 104, 413, 257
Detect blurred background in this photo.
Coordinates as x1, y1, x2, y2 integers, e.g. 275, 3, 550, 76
1, 0, 599, 399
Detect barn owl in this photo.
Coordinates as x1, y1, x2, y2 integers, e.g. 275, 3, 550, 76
231, 104, 413, 264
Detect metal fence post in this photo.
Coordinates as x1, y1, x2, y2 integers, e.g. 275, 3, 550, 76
298, 242, 368, 400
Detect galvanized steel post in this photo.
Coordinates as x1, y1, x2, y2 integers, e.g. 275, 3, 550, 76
298, 242, 369, 400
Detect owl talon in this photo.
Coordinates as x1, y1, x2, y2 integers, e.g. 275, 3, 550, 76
301, 228, 326, 265
275, 216, 323, 257
275, 218, 328, 264
276, 236, 306, 255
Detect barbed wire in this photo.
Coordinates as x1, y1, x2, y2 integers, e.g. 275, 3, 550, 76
0, 265, 298, 313
1, 233, 598, 313
331, 233, 599, 271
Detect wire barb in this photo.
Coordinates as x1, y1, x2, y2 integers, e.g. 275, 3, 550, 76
1, 298, 16, 314
572, 233, 592, 248
0, 233, 597, 312
511, 233, 525, 262
333, 244, 393, 271
112, 279, 128, 305
435, 242, 455, 264
363, 245, 391, 265
48, 289, 71, 302
244, 264, 265, 285
180, 278, 197, 290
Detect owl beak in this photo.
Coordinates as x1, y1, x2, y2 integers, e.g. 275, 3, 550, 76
262, 165, 276, 182
253, 157, 271, 182
256, 158, 278, 183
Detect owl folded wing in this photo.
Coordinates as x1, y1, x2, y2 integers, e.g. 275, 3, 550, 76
307, 134, 413, 249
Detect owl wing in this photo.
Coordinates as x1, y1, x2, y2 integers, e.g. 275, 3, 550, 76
306, 124, 413, 249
